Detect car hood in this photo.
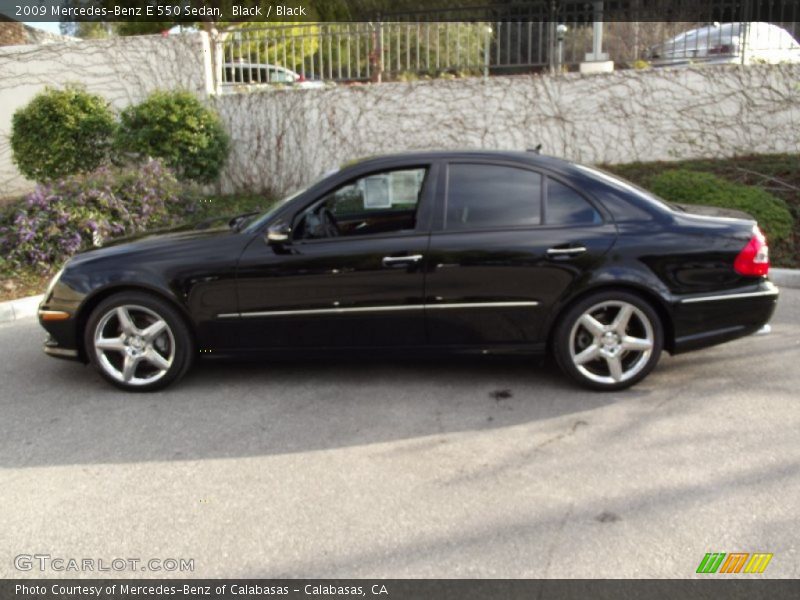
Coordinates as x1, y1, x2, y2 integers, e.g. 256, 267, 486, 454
68, 220, 238, 265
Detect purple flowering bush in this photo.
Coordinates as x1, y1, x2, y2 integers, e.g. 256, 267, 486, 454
0, 159, 183, 274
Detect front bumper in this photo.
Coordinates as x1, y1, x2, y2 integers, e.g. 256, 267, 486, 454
39, 300, 83, 362
43, 335, 79, 359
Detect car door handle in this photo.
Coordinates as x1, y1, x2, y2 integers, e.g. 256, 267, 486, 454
382, 254, 423, 267
546, 246, 587, 257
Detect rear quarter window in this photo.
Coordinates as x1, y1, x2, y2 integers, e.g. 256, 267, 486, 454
546, 178, 602, 225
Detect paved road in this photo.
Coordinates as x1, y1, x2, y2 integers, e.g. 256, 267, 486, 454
1, 290, 799, 579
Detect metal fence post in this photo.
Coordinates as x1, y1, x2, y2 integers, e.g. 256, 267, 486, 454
741, 0, 752, 65
483, 25, 491, 77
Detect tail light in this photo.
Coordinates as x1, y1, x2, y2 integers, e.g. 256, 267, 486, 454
734, 226, 770, 277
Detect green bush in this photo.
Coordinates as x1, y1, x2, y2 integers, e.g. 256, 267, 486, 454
11, 86, 116, 182
115, 91, 229, 184
0, 160, 184, 273
650, 169, 793, 242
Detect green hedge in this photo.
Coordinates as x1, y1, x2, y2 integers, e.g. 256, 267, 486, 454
115, 91, 229, 184
11, 87, 116, 182
649, 169, 793, 242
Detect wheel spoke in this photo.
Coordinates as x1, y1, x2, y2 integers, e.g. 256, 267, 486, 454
121, 355, 139, 382
116, 307, 137, 335
574, 344, 600, 365
95, 336, 126, 353
141, 319, 167, 342
622, 336, 653, 352
579, 313, 605, 337
606, 355, 624, 382
611, 304, 633, 334
143, 348, 171, 371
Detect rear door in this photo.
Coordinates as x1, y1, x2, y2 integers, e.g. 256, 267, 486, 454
424, 161, 617, 347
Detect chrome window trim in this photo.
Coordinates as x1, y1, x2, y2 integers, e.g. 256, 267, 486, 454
218, 301, 539, 319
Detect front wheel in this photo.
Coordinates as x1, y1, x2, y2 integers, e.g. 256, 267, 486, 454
554, 291, 663, 391
84, 291, 194, 392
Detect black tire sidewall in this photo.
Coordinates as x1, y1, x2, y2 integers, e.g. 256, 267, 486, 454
84, 292, 194, 392
554, 290, 663, 391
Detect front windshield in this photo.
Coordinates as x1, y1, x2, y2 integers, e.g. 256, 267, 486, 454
243, 184, 313, 233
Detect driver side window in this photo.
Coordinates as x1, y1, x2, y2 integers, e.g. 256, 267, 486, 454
294, 167, 427, 240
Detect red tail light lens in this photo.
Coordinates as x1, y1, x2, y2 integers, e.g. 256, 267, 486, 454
734, 226, 769, 277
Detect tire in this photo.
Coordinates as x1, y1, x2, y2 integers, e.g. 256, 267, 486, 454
553, 290, 663, 391
84, 291, 194, 392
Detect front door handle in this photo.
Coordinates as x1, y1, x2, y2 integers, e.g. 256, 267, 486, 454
546, 246, 587, 257
382, 254, 423, 267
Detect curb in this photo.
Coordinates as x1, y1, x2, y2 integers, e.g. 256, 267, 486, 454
0, 269, 798, 324
770, 269, 800, 290
0, 294, 43, 324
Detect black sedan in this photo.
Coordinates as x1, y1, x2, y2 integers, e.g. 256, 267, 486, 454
38, 151, 778, 392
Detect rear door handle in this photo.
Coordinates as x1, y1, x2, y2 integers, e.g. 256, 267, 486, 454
382, 254, 423, 267
546, 246, 587, 257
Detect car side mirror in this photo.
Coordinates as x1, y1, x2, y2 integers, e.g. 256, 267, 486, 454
265, 222, 291, 245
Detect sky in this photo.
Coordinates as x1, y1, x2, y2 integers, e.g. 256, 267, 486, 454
24, 22, 63, 34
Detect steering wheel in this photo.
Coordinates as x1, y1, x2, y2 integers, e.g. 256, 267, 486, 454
320, 207, 339, 237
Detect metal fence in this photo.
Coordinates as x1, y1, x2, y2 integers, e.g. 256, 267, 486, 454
218, 20, 610, 87
217, 1, 800, 88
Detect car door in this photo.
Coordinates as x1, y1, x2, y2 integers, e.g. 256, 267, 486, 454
424, 161, 617, 347
231, 163, 437, 350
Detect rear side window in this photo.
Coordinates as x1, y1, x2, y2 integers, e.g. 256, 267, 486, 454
446, 164, 541, 230
546, 178, 602, 225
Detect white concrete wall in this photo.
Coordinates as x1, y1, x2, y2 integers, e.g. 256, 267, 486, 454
213, 64, 800, 197
0, 32, 212, 199
2, 41, 798, 201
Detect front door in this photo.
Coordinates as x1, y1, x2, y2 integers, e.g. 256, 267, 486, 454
232, 164, 436, 349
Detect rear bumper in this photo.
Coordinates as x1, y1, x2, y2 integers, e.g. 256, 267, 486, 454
671, 281, 778, 354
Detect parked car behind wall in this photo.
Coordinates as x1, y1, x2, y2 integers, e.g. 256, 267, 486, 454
649, 22, 800, 67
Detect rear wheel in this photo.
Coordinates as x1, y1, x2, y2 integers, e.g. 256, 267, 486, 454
84, 291, 194, 392
554, 291, 663, 391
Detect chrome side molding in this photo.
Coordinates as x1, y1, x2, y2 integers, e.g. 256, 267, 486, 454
680, 288, 779, 304
218, 300, 539, 319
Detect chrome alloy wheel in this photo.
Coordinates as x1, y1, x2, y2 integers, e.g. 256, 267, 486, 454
92, 305, 175, 386
568, 300, 655, 385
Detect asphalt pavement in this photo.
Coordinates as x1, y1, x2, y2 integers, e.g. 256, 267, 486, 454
1, 289, 799, 578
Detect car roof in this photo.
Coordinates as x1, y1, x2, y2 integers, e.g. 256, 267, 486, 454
348, 150, 580, 175
665, 21, 794, 42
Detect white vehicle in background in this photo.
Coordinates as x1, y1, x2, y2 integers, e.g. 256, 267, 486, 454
649, 22, 800, 67
222, 60, 325, 89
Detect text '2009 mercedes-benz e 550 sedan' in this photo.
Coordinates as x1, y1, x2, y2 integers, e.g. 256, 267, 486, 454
38, 151, 778, 392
